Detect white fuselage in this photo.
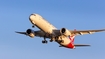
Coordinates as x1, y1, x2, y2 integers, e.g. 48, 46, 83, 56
29, 14, 57, 34
29, 14, 71, 46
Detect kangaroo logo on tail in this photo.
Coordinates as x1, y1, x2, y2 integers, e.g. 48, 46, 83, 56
69, 35, 75, 44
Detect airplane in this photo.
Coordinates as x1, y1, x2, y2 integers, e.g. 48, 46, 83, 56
15, 13, 105, 49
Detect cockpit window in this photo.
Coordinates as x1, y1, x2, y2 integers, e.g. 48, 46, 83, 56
31, 14, 36, 16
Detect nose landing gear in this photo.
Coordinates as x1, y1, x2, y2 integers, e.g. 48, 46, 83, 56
32, 25, 35, 28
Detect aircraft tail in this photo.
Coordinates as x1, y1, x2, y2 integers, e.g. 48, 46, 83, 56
69, 35, 90, 48
69, 35, 75, 44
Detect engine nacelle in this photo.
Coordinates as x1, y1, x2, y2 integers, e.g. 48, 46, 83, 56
60, 28, 71, 36
26, 29, 35, 38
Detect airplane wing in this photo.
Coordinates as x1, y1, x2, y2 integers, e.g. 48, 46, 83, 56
74, 44, 90, 47
15, 30, 46, 37
15, 29, 105, 38
15, 31, 27, 35
70, 29, 105, 35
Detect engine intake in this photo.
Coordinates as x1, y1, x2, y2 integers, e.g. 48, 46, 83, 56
60, 28, 71, 36
26, 29, 35, 38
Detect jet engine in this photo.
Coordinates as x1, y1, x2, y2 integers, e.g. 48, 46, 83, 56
26, 29, 35, 38
60, 28, 71, 36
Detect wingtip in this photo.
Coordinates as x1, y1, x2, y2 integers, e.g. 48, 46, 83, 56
15, 31, 18, 33
85, 45, 91, 46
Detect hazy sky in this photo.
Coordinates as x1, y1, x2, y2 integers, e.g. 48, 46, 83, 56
0, 0, 105, 59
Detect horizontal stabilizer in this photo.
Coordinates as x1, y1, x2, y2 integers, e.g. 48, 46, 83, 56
74, 44, 90, 47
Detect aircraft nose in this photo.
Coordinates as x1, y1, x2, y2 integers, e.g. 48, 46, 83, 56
29, 14, 36, 24
30, 14, 36, 16
29, 14, 36, 20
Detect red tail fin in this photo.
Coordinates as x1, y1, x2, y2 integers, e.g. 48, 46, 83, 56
69, 35, 75, 44
66, 35, 76, 49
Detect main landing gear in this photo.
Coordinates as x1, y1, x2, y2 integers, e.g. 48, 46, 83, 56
49, 37, 54, 42
50, 39, 53, 42
57, 40, 64, 43
41, 36, 64, 44
54, 36, 64, 43
42, 36, 48, 44
42, 40, 48, 44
